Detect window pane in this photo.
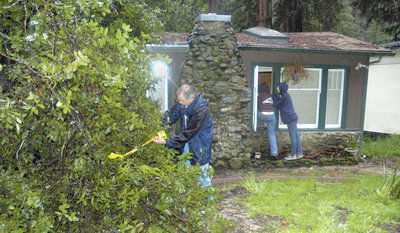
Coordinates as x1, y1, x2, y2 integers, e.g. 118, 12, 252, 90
326, 69, 344, 127
148, 61, 168, 112
279, 68, 321, 128
289, 90, 319, 124
149, 78, 167, 108
291, 69, 320, 89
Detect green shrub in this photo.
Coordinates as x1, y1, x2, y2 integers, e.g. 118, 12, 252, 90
376, 168, 400, 204
0, 1, 218, 231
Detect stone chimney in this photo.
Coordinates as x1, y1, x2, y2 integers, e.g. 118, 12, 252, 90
179, 14, 252, 169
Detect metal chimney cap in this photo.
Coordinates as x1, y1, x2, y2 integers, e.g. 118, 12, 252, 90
243, 27, 289, 44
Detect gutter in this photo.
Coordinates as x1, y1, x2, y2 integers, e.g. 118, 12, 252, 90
238, 45, 396, 56
146, 44, 189, 53
146, 43, 395, 56
369, 56, 382, 64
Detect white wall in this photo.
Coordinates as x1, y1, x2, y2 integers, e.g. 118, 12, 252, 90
364, 48, 400, 134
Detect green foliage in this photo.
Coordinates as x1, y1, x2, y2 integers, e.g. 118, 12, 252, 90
217, 0, 393, 45
231, 173, 400, 232
362, 134, 400, 157
144, 0, 208, 32
272, 0, 343, 32
0, 170, 54, 232
376, 169, 400, 204
333, 0, 393, 45
0, 0, 218, 231
346, 135, 359, 150
352, 0, 400, 41
217, 0, 258, 32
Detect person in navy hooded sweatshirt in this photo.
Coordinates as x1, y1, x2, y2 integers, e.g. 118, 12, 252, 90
153, 84, 213, 188
272, 82, 303, 160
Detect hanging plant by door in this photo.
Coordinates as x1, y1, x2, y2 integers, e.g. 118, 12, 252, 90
281, 58, 309, 84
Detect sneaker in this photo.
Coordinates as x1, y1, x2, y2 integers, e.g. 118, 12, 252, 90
284, 154, 297, 160
271, 153, 279, 160
296, 154, 304, 159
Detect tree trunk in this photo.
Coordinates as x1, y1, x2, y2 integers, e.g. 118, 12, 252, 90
257, 0, 271, 28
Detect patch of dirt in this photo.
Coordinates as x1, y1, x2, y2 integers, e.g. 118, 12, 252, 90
383, 218, 400, 233
334, 206, 352, 225
213, 160, 397, 183
218, 186, 269, 232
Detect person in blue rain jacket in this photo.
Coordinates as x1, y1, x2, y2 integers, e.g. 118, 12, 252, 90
272, 82, 303, 160
154, 84, 213, 188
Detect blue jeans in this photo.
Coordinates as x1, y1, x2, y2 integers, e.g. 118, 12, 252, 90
183, 143, 212, 188
257, 112, 278, 154
184, 160, 212, 188
287, 121, 302, 155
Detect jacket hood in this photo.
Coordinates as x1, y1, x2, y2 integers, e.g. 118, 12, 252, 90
278, 82, 289, 94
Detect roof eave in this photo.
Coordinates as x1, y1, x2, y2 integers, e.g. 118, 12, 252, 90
238, 45, 395, 56
146, 44, 189, 53
147, 43, 395, 56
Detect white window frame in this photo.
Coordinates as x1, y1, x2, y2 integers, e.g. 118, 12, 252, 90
325, 69, 345, 128
279, 68, 322, 129
252, 65, 259, 131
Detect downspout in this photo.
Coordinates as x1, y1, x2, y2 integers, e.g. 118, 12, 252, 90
369, 55, 382, 64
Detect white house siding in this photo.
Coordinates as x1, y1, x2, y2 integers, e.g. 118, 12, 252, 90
365, 47, 400, 134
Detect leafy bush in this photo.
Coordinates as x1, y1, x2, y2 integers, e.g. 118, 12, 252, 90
376, 168, 400, 204
1, 1, 217, 231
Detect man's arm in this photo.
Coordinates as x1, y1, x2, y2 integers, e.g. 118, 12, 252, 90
161, 100, 181, 126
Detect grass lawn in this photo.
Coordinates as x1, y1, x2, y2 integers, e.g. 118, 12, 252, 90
219, 172, 400, 232
362, 134, 400, 160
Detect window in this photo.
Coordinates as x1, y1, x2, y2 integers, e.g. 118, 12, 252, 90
251, 64, 347, 130
326, 69, 345, 128
147, 61, 169, 112
279, 68, 322, 129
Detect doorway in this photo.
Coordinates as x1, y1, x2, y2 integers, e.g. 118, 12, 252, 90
252, 66, 274, 131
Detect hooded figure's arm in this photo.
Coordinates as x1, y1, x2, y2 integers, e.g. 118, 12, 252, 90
273, 93, 286, 109
165, 106, 210, 149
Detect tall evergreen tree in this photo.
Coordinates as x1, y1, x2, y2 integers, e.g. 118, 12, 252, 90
352, 0, 400, 41
273, 0, 343, 32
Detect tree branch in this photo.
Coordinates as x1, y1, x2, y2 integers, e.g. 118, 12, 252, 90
1, 0, 21, 9
71, 110, 96, 149
0, 51, 50, 79
0, 31, 11, 40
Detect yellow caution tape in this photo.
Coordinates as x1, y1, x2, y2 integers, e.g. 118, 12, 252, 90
108, 131, 167, 159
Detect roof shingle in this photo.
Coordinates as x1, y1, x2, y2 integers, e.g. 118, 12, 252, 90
160, 31, 392, 54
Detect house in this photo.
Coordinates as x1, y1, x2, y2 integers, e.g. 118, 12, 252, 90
364, 41, 400, 135
147, 14, 394, 169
